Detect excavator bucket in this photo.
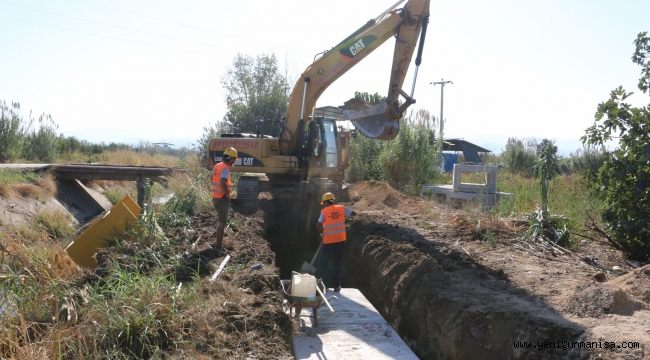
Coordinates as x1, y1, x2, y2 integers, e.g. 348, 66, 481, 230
342, 100, 400, 140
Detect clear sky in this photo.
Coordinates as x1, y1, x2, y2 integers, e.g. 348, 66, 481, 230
1, 0, 648, 154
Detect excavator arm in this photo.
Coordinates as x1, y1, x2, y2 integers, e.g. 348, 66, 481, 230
279, 0, 430, 155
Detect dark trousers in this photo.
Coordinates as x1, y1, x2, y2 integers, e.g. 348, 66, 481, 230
212, 197, 230, 248
318, 241, 346, 289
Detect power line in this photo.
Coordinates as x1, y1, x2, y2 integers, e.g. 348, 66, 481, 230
74, 0, 216, 34
0, 13, 221, 57
0, 0, 222, 51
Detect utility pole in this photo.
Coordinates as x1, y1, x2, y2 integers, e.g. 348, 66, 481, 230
431, 79, 453, 140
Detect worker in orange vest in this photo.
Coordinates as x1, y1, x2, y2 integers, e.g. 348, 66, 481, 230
316, 192, 353, 292
211, 147, 238, 250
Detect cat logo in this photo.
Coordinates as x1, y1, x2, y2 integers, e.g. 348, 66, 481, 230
339, 35, 377, 58
349, 39, 366, 56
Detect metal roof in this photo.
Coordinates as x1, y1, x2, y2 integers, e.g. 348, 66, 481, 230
442, 139, 492, 153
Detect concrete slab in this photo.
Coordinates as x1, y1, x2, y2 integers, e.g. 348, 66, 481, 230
292, 288, 417, 360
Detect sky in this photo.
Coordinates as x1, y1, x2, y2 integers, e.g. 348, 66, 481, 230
1, 0, 649, 155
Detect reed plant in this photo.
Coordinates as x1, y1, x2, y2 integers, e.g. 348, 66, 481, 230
347, 109, 441, 194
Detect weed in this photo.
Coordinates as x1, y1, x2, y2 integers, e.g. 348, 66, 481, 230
105, 188, 125, 205
33, 211, 75, 241
524, 208, 572, 246
484, 229, 497, 248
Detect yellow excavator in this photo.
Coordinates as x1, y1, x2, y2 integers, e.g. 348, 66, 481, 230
208, 0, 430, 199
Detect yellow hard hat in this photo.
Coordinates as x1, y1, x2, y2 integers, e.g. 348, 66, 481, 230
224, 147, 238, 159
321, 192, 335, 204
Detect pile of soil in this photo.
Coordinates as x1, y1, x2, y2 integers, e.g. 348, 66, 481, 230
348, 181, 425, 214
562, 265, 650, 318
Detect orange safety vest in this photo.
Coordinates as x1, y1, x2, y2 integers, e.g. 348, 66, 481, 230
211, 162, 232, 199
321, 204, 347, 244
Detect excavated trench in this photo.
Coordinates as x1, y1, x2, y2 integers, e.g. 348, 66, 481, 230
257, 195, 590, 359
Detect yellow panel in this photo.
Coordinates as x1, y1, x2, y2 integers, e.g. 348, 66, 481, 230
65, 195, 140, 269
120, 194, 141, 218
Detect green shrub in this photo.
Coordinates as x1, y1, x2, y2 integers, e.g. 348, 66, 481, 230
347, 132, 385, 182
0, 101, 26, 162
500, 137, 537, 176
347, 109, 440, 194
558, 146, 607, 177
379, 109, 441, 194
22, 114, 60, 162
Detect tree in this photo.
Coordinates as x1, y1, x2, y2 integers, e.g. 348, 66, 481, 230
353, 91, 384, 104
582, 32, 650, 259
221, 54, 289, 136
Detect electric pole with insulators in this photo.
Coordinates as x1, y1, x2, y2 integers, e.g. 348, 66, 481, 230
431, 78, 453, 140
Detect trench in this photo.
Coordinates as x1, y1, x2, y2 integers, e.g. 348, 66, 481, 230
258, 194, 590, 359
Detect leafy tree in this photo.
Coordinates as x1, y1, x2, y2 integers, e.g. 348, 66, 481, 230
353, 91, 384, 104
221, 54, 289, 136
582, 32, 650, 259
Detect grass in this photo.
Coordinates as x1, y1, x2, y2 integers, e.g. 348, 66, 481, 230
0, 171, 198, 357
0, 171, 55, 201
99, 149, 182, 168
105, 187, 126, 204
0, 170, 40, 198
435, 168, 601, 248
33, 210, 75, 240
493, 172, 599, 231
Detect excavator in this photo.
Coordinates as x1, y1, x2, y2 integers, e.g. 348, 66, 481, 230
208, 0, 430, 200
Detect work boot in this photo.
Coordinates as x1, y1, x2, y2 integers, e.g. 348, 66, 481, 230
334, 286, 341, 293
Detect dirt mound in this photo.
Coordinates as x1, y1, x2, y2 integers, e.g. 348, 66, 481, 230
561, 265, 650, 318
562, 285, 646, 317
607, 264, 650, 304
348, 181, 425, 214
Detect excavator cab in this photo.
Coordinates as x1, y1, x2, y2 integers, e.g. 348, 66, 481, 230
303, 117, 341, 174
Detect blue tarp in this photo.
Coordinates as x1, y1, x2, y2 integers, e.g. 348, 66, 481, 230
442, 153, 458, 172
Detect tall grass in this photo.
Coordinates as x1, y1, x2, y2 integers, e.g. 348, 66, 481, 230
99, 149, 181, 167
0, 171, 55, 201
0, 101, 25, 162
493, 172, 600, 234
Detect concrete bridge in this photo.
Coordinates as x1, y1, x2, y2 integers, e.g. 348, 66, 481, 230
0, 163, 185, 222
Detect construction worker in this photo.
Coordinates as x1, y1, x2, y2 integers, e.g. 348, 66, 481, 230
211, 147, 237, 250
316, 192, 353, 292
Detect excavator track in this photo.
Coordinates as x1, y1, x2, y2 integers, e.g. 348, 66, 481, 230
235, 176, 260, 202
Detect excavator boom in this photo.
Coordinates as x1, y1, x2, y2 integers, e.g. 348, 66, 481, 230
279, 0, 430, 154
